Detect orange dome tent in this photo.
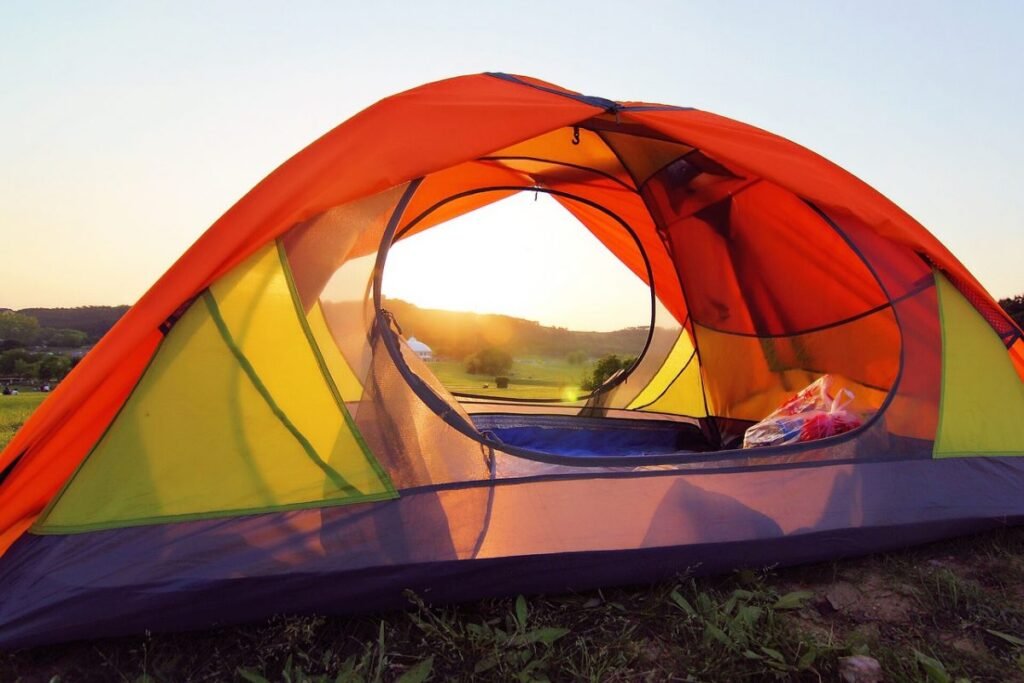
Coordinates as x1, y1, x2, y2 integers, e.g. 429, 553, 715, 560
1, 74, 1022, 648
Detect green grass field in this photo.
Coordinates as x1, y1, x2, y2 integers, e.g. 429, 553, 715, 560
4, 395, 1024, 681
428, 356, 588, 400
0, 392, 46, 451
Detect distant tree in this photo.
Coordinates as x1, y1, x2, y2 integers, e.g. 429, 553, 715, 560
0, 311, 40, 344
581, 354, 637, 391
17, 305, 128, 340
0, 339, 25, 351
12, 358, 40, 379
36, 328, 89, 348
1000, 294, 1024, 329
38, 354, 72, 381
0, 349, 37, 374
465, 347, 513, 376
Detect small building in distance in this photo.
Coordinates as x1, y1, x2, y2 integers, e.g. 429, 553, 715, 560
406, 336, 433, 361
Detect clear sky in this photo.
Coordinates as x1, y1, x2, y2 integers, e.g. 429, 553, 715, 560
2, 1, 1021, 325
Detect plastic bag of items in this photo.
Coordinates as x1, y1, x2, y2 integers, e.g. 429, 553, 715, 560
743, 375, 863, 448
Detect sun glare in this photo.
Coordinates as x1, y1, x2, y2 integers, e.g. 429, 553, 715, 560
380, 192, 652, 333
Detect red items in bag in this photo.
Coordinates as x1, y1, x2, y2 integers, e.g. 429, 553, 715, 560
742, 375, 863, 449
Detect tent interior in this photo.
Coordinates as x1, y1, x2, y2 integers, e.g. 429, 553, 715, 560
280, 115, 919, 464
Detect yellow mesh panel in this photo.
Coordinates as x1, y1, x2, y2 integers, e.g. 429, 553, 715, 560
639, 357, 708, 417
37, 246, 395, 533
307, 299, 363, 401
210, 243, 393, 495
935, 274, 1024, 457
627, 330, 707, 416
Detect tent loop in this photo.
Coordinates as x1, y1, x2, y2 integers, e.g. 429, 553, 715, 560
571, 125, 580, 145
379, 308, 403, 336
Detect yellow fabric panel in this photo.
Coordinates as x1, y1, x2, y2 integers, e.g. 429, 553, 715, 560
210, 244, 391, 495
628, 330, 707, 416
308, 299, 364, 401
935, 274, 1024, 457
38, 243, 395, 533
38, 296, 376, 532
641, 355, 708, 417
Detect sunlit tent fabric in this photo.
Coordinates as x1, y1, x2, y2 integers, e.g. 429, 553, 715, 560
1, 73, 1023, 648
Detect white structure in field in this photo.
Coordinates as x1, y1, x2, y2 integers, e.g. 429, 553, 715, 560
407, 336, 433, 361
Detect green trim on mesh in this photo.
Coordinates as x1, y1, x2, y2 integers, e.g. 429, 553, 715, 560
33, 279, 400, 537
275, 240, 397, 497
203, 292, 360, 497
32, 489, 397, 535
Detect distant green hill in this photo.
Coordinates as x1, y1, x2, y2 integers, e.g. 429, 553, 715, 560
15, 306, 129, 341
9, 290, 1021, 354
355, 298, 650, 360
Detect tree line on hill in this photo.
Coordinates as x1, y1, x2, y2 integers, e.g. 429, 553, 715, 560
0, 306, 127, 384
0, 349, 72, 384
1, 292, 1021, 387
7, 306, 129, 342
376, 298, 650, 360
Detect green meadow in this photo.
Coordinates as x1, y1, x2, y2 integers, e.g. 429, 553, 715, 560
0, 392, 46, 450
427, 356, 587, 400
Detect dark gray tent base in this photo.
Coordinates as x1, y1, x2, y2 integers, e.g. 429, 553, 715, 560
1, 455, 1022, 649
0, 518, 1014, 650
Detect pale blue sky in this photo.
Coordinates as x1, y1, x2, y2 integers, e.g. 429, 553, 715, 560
1, 1, 1021, 312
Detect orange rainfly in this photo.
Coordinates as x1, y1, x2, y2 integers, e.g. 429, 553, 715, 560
0, 73, 1022, 650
